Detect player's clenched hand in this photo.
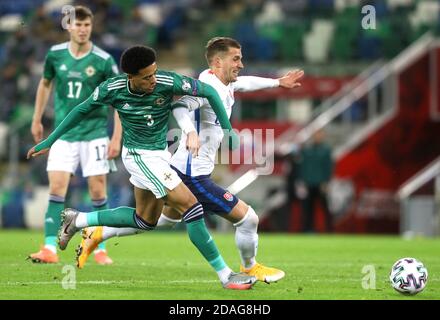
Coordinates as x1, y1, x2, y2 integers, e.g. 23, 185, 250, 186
278, 69, 304, 89
26, 146, 49, 159
186, 131, 200, 157
108, 138, 121, 160
31, 121, 44, 143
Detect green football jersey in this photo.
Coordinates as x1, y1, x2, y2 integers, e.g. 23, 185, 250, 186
92, 71, 209, 150
43, 42, 118, 141
35, 69, 235, 153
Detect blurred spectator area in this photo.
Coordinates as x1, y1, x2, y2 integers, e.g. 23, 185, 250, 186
0, 0, 439, 67
1, 0, 438, 122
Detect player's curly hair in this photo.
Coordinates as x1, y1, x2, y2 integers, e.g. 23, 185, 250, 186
120, 45, 156, 75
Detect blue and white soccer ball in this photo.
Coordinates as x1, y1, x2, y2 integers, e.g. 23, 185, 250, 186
389, 257, 428, 295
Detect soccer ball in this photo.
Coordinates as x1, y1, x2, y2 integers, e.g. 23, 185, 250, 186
389, 257, 428, 295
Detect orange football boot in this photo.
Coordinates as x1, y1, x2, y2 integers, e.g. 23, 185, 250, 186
94, 250, 113, 265
28, 247, 59, 264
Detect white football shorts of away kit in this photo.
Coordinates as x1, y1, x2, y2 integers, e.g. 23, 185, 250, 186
47, 137, 117, 177
121, 146, 181, 199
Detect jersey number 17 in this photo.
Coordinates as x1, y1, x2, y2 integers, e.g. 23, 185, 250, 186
67, 81, 82, 99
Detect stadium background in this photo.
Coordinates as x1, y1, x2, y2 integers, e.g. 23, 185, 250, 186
0, 0, 439, 237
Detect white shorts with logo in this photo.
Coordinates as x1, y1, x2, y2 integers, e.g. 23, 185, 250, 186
47, 137, 117, 177
121, 146, 181, 199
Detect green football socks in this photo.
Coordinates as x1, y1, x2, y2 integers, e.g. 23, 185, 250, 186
44, 196, 65, 249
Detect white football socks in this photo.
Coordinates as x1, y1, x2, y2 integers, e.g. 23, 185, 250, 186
101, 227, 143, 241
98, 211, 182, 240
156, 214, 181, 230
75, 212, 88, 228
234, 206, 259, 269
76, 212, 181, 240
218, 266, 234, 284
44, 244, 57, 254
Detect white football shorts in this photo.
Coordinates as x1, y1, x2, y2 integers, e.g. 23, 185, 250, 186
47, 137, 117, 177
121, 146, 181, 199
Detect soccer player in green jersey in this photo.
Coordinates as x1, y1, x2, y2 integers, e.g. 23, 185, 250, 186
27, 45, 256, 290
28, 6, 121, 265
74, 37, 303, 283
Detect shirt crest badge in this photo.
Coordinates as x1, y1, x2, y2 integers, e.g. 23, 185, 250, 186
155, 97, 165, 106
181, 79, 191, 92
223, 192, 234, 202
85, 66, 96, 77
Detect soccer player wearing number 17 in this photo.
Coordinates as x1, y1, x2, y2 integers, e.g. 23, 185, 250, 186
27, 45, 256, 290
28, 6, 121, 265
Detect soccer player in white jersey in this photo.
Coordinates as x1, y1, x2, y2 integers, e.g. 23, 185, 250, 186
74, 37, 303, 283
164, 37, 303, 282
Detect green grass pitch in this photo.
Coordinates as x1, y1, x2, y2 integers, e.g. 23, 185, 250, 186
0, 230, 438, 300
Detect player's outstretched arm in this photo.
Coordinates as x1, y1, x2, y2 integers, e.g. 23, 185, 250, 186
27, 94, 102, 159
26, 146, 49, 159
197, 82, 240, 150
197, 82, 232, 131
234, 69, 304, 92
277, 69, 304, 89
108, 110, 122, 160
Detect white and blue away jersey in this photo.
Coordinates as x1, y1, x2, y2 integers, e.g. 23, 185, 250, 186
170, 69, 279, 177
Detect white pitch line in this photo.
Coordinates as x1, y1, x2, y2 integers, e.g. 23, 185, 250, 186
0, 279, 218, 286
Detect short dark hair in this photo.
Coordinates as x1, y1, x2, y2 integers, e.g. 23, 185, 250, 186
205, 37, 241, 65
120, 45, 156, 75
63, 5, 93, 25
74, 5, 93, 21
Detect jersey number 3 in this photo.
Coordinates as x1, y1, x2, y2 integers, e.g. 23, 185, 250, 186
144, 114, 154, 126
67, 81, 82, 99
